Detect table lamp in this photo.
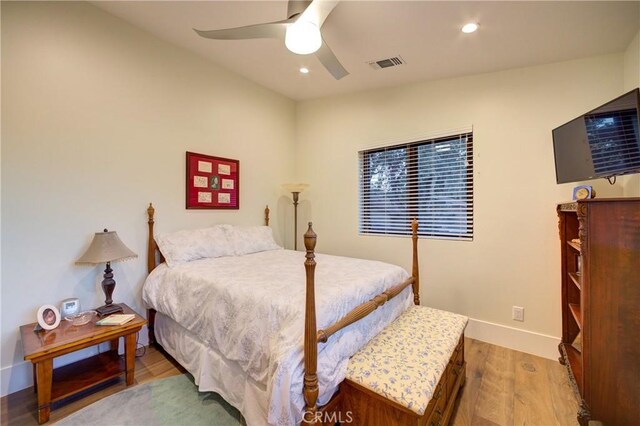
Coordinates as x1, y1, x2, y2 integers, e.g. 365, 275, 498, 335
76, 229, 137, 315
282, 183, 309, 250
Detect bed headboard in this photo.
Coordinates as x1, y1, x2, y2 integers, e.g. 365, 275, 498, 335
146, 203, 271, 274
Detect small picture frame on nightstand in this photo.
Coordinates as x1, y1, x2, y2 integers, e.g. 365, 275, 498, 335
36, 305, 61, 331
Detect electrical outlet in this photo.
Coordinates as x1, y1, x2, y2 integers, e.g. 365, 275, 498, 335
512, 306, 524, 322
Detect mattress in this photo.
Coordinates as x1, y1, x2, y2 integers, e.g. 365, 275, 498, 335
143, 249, 412, 425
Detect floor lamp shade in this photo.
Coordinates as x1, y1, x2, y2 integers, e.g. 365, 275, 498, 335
76, 230, 137, 315
282, 183, 309, 194
282, 183, 309, 250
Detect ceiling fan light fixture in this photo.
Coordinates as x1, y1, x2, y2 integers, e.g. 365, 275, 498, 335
285, 21, 322, 55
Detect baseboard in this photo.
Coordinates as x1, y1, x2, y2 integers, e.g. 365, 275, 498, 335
465, 317, 560, 361
1, 321, 556, 397
1, 344, 115, 397
1, 361, 32, 398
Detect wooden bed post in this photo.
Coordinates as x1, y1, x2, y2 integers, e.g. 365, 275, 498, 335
303, 223, 319, 424
412, 218, 420, 305
265, 205, 270, 226
147, 203, 156, 274
147, 203, 157, 346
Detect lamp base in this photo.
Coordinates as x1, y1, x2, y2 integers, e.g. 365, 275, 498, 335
96, 303, 124, 316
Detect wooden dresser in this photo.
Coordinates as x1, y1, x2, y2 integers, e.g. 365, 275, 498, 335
557, 198, 640, 425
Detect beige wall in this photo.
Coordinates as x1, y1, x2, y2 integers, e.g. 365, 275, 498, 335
624, 30, 639, 90
2, 0, 638, 398
621, 30, 640, 196
1, 1, 295, 395
295, 54, 626, 346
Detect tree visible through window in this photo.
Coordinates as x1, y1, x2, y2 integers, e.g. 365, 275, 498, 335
585, 109, 640, 176
359, 132, 473, 240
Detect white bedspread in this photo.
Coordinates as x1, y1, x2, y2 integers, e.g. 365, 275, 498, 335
143, 249, 412, 425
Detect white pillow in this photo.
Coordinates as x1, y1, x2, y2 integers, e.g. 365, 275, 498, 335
225, 225, 281, 256
155, 225, 234, 268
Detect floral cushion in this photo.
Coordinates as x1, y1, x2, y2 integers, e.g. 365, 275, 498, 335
345, 306, 468, 415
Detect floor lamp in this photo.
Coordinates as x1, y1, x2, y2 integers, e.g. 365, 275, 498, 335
282, 183, 309, 250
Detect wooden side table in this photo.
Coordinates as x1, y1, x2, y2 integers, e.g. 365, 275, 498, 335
20, 303, 146, 424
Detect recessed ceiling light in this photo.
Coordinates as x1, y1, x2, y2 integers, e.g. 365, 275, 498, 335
461, 23, 479, 34
299, 67, 309, 74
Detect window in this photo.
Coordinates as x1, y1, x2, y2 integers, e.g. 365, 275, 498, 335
584, 109, 640, 176
359, 131, 473, 240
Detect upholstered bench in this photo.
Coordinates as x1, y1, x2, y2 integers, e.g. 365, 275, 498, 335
341, 306, 468, 426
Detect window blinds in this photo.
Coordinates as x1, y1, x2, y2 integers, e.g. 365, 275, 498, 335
359, 132, 473, 240
585, 109, 640, 176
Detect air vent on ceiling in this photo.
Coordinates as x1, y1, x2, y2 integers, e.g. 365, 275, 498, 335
368, 56, 405, 70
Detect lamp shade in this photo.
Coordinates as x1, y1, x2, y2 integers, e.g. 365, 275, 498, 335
76, 230, 137, 265
282, 183, 309, 193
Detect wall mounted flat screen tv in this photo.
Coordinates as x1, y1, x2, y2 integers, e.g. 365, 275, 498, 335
553, 88, 640, 184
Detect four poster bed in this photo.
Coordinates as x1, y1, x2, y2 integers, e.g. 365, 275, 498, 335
143, 203, 420, 425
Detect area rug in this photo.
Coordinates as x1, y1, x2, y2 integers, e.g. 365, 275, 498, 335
56, 374, 243, 426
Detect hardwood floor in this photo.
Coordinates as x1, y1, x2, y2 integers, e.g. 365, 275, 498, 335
0, 347, 185, 426
451, 339, 578, 426
1, 339, 578, 426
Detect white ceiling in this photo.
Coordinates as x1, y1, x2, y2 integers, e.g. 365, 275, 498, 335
94, 1, 639, 101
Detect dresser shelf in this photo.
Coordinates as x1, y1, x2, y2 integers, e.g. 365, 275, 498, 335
568, 303, 582, 329
567, 240, 582, 253
568, 272, 581, 291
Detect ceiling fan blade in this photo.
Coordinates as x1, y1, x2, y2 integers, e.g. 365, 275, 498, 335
299, 0, 339, 27
194, 18, 294, 41
315, 39, 348, 80
287, 0, 312, 19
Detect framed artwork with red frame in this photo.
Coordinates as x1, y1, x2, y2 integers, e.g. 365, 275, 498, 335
186, 151, 239, 209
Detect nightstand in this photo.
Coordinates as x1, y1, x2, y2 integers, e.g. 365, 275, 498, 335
20, 303, 146, 424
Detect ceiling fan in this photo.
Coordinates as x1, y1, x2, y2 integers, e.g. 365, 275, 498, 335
194, 0, 348, 80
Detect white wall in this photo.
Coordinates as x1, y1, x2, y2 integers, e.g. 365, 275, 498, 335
621, 30, 640, 196
294, 54, 628, 358
1, 1, 295, 396
624, 31, 640, 91
2, 0, 637, 399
